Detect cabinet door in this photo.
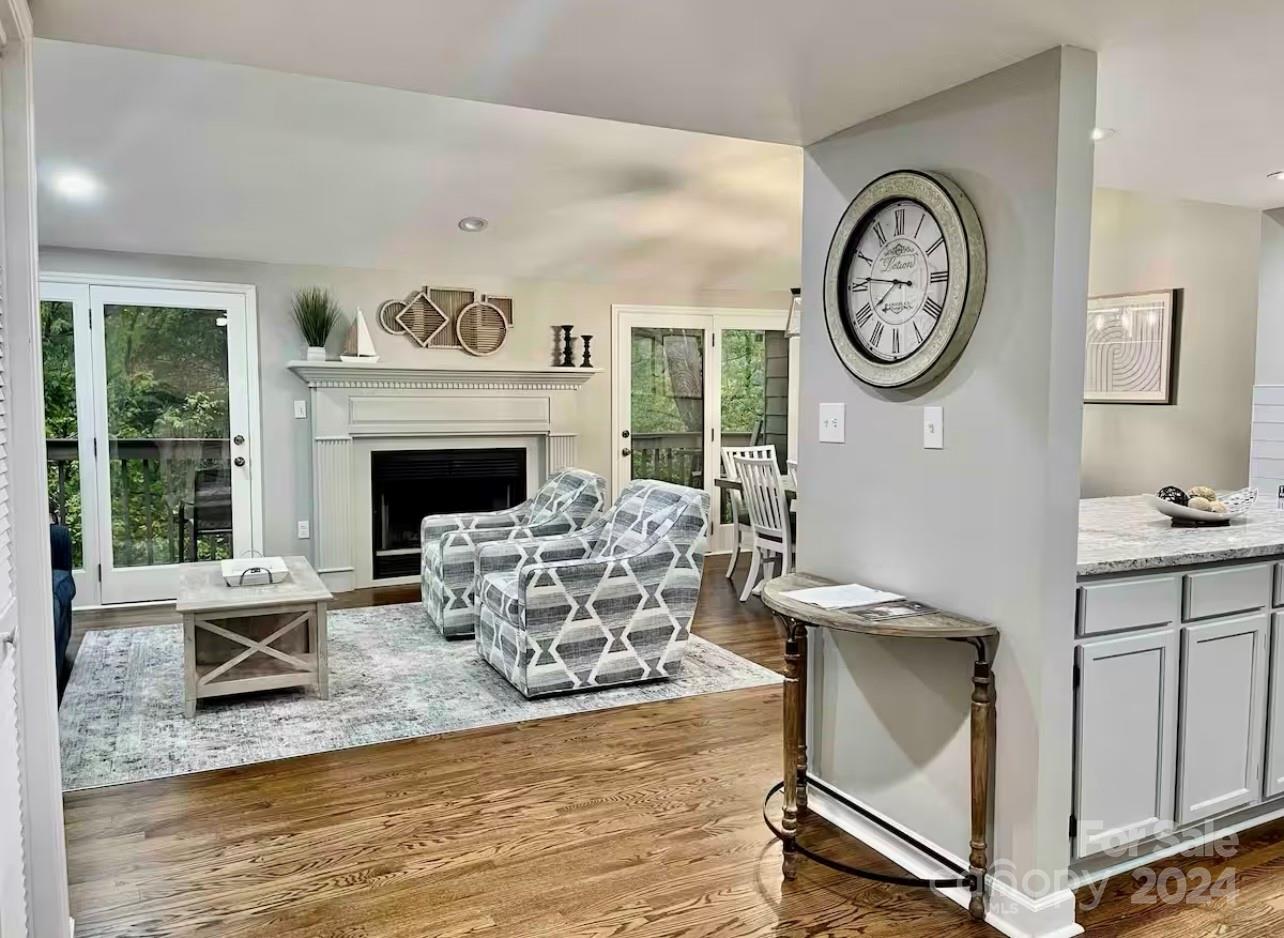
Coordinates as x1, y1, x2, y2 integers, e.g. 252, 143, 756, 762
1074, 629, 1179, 858
1177, 613, 1270, 825
1263, 613, 1284, 799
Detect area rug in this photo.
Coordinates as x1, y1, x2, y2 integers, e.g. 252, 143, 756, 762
59, 601, 781, 790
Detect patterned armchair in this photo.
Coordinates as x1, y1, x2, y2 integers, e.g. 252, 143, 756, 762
474, 479, 710, 698
420, 468, 607, 638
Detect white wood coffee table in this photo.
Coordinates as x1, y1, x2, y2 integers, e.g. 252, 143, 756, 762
176, 556, 333, 718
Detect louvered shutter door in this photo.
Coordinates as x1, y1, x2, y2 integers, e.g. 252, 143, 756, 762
0, 262, 33, 936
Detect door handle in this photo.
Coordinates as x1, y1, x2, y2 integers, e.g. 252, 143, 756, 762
622, 430, 631, 439
234, 456, 246, 467
621, 448, 632, 457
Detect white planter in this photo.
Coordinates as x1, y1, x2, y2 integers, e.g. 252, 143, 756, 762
305, 346, 327, 362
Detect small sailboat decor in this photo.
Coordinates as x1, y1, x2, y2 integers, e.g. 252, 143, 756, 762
340, 307, 380, 363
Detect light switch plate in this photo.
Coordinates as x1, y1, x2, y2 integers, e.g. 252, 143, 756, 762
923, 405, 944, 449
819, 403, 845, 443
293, 400, 308, 419
297, 520, 311, 539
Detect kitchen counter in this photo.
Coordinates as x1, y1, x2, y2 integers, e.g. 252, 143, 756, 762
1078, 495, 1284, 577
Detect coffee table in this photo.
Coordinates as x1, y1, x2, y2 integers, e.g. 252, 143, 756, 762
176, 555, 333, 718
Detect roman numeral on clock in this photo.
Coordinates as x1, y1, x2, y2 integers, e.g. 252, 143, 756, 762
913, 321, 925, 344
853, 302, 872, 327
857, 251, 873, 265
929, 269, 949, 284
869, 321, 884, 348
926, 236, 945, 256
915, 214, 926, 238
894, 208, 906, 236
873, 221, 887, 246
891, 328, 901, 356
924, 296, 944, 320
850, 280, 869, 293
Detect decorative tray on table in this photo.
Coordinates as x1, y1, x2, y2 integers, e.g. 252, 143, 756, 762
1145, 486, 1257, 528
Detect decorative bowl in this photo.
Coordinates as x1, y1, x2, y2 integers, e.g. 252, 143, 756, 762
1145, 487, 1257, 525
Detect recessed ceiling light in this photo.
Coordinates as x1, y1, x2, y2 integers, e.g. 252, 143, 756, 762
458, 216, 488, 232
1269, 171, 1284, 182
1090, 127, 1116, 142
50, 169, 101, 201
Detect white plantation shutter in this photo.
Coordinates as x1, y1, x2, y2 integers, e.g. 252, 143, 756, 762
1, 259, 33, 938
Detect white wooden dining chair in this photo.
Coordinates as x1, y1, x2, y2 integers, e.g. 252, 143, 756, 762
731, 453, 793, 602
720, 444, 776, 581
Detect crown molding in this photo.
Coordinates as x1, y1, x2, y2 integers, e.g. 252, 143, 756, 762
287, 360, 600, 391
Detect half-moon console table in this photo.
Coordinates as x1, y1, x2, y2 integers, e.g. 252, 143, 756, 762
760, 572, 999, 921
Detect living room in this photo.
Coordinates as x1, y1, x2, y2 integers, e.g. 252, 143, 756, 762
5, 3, 1284, 938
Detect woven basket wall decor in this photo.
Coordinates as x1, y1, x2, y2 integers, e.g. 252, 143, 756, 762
376, 286, 514, 355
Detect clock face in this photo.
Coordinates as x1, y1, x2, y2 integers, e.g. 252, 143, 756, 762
842, 199, 949, 363
823, 170, 986, 389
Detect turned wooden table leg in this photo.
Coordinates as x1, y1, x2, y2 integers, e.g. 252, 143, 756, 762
795, 624, 809, 813
780, 615, 802, 880
968, 639, 996, 921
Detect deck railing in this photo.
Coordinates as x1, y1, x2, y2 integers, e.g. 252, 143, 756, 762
45, 437, 233, 566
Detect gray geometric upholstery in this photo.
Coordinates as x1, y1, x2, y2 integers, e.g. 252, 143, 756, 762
420, 468, 607, 638
474, 479, 709, 698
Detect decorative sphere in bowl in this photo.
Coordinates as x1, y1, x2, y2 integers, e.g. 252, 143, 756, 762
1156, 485, 1189, 506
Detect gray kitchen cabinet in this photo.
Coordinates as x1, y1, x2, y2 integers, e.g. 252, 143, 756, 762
1177, 613, 1270, 825
1263, 613, 1284, 799
1073, 628, 1179, 858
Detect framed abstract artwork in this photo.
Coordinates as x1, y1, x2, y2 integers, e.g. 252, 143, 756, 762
1083, 289, 1180, 404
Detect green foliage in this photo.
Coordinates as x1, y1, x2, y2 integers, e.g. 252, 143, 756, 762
290, 286, 341, 347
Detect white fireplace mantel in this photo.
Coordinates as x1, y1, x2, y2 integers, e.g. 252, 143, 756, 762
287, 360, 600, 391
289, 360, 595, 590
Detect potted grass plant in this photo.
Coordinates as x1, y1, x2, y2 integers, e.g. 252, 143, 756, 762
291, 286, 341, 362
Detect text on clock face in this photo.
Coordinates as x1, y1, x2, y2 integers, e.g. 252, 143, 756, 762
844, 198, 950, 362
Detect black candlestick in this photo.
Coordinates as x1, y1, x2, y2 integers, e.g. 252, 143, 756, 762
580, 335, 593, 368
559, 324, 575, 367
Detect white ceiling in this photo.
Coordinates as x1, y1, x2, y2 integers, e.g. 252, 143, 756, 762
33, 41, 802, 289
30, 0, 1284, 209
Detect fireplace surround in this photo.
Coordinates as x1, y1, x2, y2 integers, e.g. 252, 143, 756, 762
289, 361, 597, 590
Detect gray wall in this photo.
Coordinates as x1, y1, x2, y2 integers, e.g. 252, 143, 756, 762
797, 47, 1095, 890
1081, 188, 1261, 497
40, 246, 785, 558
1254, 209, 1284, 384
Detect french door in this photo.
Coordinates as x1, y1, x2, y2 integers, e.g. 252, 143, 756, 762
40, 279, 259, 604
612, 306, 792, 553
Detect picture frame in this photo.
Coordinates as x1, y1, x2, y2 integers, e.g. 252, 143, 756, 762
1083, 288, 1180, 405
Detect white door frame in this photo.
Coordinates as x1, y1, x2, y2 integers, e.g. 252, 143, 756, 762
42, 273, 263, 603
3, 0, 73, 933
610, 304, 793, 553
36, 281, 99, 604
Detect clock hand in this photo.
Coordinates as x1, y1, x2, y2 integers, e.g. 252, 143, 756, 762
852, 276, 913, 286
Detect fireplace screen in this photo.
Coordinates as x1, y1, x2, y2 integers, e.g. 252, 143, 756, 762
371, 448, 526, 579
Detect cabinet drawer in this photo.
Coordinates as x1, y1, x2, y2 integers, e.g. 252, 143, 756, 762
1274, 563, 1284, 608
1183, 564, 1272, 622
1078, 575, 1180, 637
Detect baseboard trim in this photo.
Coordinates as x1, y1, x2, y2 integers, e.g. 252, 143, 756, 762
806, 777, 1082, 938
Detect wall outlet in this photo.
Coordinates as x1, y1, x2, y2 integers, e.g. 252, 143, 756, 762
923, 406, 944, 449
819, 403, 845, 443
297, 520, 311, 539
293, 400, 308, 419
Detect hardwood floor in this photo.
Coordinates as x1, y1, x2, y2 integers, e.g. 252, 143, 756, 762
61, 561, 1284, 937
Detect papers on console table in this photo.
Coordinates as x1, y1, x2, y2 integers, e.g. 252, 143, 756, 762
781, 582, 904, 610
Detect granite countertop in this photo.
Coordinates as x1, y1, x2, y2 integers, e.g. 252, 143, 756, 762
1078, 495, 1284, 577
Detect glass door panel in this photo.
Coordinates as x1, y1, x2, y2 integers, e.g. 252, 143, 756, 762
90, 285, 253, 603
102, 303, 234, 567
719, 327, 791, 524
627, 326, 706, 490
40, 282, 99, 604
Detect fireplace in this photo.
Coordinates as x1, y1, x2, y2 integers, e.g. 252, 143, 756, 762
370, 447, 527, 579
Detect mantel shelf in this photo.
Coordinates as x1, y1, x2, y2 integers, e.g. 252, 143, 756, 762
287, 360, 600, 390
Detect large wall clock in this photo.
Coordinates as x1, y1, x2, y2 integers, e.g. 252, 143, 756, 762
823, 170, 987, 389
